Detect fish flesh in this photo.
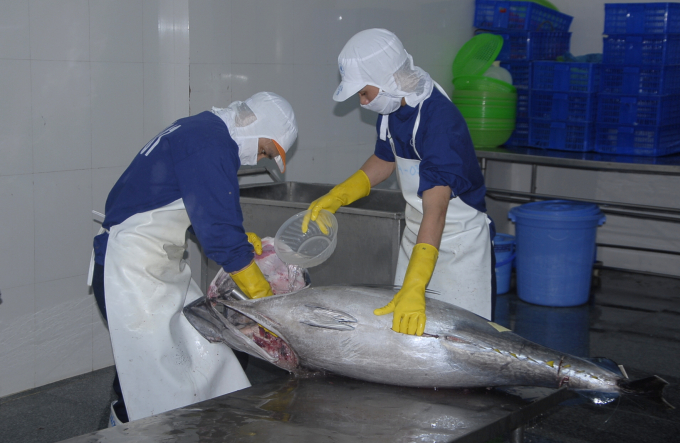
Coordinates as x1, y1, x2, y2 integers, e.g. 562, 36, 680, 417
207, 238, 308, 299
184, 285, 668, 405
251, 237, 307, 295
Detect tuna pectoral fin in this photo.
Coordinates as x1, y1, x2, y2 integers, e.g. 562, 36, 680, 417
298, 305, 357, 331
618, 375, 673, 408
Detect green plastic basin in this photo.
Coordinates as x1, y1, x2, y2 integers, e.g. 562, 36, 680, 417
468, 127, 515, 148
457, 103, 517, 119
453, 76, 517, 93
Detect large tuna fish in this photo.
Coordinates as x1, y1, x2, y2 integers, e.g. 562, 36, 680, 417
185, 284, 668, 405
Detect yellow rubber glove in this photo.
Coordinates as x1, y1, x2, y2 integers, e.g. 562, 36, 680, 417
302, 170, 371, 233
229, 260, 273, 299
374, 243, 439, 336
245, 232, 263, 255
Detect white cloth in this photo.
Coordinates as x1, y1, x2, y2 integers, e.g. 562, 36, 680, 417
333, 28, 433, 108
361, 89, 403, 115
387, 84, 493, 319
212, 91, 297, 172
103, 198, 250, 421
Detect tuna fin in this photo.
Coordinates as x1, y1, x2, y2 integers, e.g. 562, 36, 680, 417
617, 375, 673, 408
488, 322, 511, 333
585, 357, 625, 377
299, 305, 357, 331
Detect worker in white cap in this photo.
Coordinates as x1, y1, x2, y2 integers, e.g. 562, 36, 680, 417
87, 92, 297, 423
305, 29, 495, 335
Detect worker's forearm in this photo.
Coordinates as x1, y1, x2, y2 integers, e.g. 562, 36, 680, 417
417, 186, 451, 249
360, 155, 396, 187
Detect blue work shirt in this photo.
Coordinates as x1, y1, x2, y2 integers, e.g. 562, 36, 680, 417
93, 111, 253, 274
374, 87, 488, 215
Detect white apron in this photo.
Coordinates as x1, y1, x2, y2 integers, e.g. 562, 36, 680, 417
98, 198, 250, 421
388, 83, 493, 319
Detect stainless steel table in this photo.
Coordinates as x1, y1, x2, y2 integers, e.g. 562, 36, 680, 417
476, 146, 680, 274
59, 375, 573, 443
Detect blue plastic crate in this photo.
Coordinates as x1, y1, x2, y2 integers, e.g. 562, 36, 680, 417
480, 30, 571, 61
531, 61, 600, 92
595, 124, 680, 156
500, 61, 532, 89
602, 34, 680, 66
599, 65, 680, 95
530, 119, 596, 152
597, 94, 680, 126
529, 91, 598, 122
604, 3, 680, 34
474, 0, 573, 31
505, 118, 530, 147
516, 89, 529, 119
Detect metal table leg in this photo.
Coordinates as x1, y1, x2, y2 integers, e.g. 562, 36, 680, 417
510, 425, 525, 443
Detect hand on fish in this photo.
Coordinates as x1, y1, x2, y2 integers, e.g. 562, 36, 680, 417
373, 285, 427, 336
374, 243, 438, 336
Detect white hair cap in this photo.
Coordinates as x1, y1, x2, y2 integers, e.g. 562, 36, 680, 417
333, 29, 433, 107
213, 92, 297, 172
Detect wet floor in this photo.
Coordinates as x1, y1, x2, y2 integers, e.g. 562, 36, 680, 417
1, 269, 678, 443
494, 269, 680, 443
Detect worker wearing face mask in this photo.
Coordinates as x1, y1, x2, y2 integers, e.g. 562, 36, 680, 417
304, 29, 495, 336
87, 92, 297, 423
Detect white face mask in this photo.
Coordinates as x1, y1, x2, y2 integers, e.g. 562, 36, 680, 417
236, 137, 258, 166
361, 90, 402, 115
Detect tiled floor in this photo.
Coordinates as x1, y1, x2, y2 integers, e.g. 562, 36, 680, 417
1, 269, 678, 443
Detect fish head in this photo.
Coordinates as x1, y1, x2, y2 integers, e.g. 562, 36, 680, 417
211, 295, 301, 373
209, 291, 362, 373
185, 286, 363, 375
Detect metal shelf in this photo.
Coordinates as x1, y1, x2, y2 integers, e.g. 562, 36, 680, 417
476, 146, 680, 276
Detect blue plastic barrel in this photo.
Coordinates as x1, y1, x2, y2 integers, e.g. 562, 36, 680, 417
493, 233, 516, 295
508, 200, 605, 307
514, 301, 590, 357
493, 293, 511, 329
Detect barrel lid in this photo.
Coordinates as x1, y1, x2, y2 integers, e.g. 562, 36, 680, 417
509, 200, 604, 222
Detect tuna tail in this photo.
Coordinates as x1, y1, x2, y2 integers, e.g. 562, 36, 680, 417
617, 375, 674, 409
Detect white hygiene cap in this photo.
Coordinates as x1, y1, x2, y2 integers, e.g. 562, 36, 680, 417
333, 28, 433, 107
213, 92, 297, 172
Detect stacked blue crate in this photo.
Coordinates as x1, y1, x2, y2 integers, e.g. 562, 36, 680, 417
595, 3, 680, 156
472, 0, 574, 147
500, 62, 530, 146
528, 62, 601, 151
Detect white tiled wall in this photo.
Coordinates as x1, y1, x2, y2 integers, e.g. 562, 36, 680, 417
0, 0, 476, 397
188, 0, 476, 185
2, 0, 672, 397
0, 0, 190, 397
0, 60, 33, 177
